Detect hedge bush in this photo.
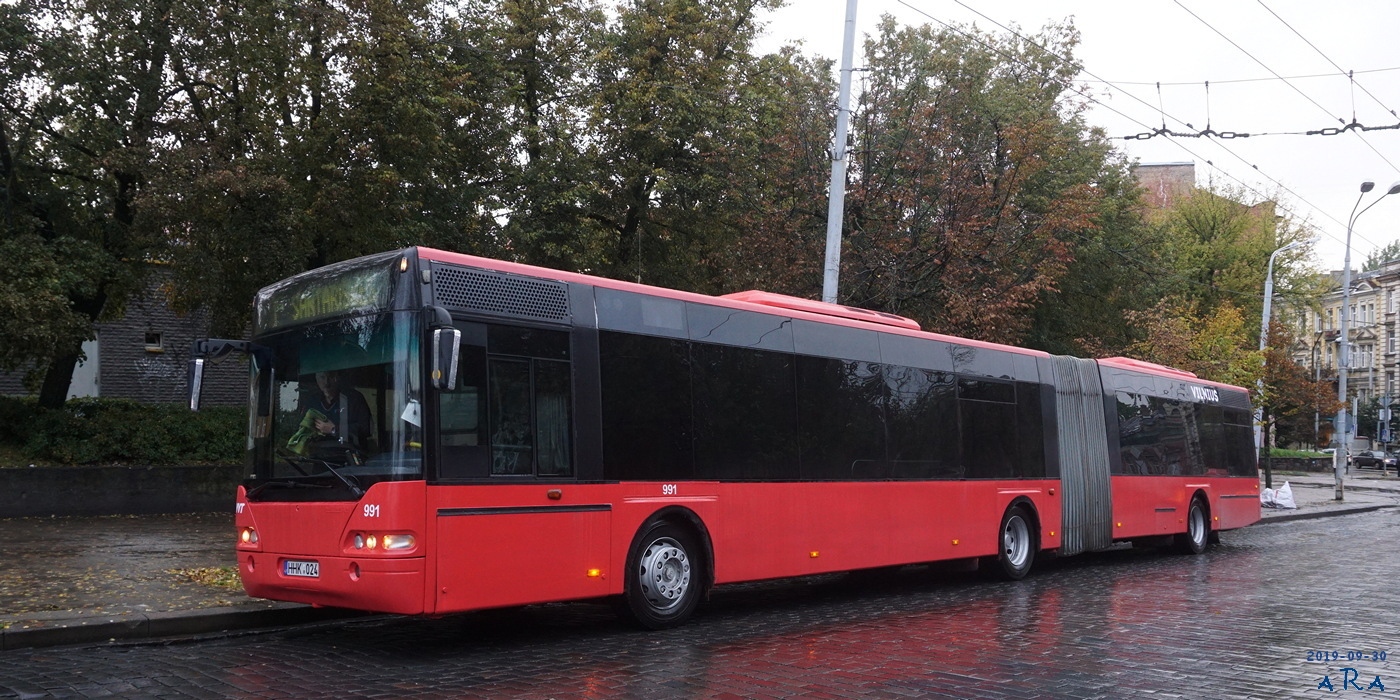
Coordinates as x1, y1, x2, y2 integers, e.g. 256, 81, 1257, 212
0, 396, 243, 465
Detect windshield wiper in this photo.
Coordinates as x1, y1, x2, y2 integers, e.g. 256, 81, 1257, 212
247, 479, 334, 499
281, 454, 365, 498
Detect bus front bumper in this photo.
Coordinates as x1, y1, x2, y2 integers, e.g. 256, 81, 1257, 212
239, 552, 426, 615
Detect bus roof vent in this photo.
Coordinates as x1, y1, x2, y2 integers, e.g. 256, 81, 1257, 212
721, 290, 921, 331
433, 265, 571, 321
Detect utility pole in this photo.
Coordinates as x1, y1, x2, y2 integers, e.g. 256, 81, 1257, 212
821, 0, 858, 304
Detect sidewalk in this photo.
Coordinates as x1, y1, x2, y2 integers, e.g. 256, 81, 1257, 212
1258, 468, 1400, 522
0, 513, 362, 651
3, 473, 1398, 651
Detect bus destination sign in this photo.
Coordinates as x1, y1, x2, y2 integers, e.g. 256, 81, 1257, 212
255, 258, 395, 333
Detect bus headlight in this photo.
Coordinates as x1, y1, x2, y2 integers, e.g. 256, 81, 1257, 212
382, 534, 415, 551
352, 532, 414, 551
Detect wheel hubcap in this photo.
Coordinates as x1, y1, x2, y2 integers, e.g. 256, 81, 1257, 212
1190, 506, 1206, 545
1003, 515, 1030, 569
638, 537, 691, 611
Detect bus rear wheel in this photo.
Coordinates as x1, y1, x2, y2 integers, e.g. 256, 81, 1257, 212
1173, 497, 1209, 555
617, 520, 705, 630
982, 504, 1036, 581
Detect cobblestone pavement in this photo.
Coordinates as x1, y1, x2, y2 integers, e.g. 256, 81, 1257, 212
4, 509, 1400, 699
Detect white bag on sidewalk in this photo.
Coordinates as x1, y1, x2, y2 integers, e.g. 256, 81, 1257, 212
1260, 487, 1276, 507
1274, 481, 1297, 509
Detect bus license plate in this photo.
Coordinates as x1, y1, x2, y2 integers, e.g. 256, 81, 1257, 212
284, 560, 320, 578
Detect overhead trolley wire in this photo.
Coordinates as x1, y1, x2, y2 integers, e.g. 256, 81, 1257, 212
1173, 0, 1400, 176
1084, 65, 1400, 87
891, 0, 1374, 253
1255, 0, 1399, 120
899, 0, 1369, 248
1172, 0, 1342, 124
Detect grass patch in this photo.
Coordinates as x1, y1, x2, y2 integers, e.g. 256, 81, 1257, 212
1262, 449, 1330, 458
169, 566, 242, 590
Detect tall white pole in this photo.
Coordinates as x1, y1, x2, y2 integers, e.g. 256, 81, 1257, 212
1256, 247, 1282, 453
1333, 181, 1400, 499
821, 0, 858, 304
1335, 187, 1366, 502
1258, 238, 1312, 458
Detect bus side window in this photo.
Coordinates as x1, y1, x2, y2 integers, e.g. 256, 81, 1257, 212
489, 358, 534, 474
533, 359, 572, 476
438, 339, 489, 480
486, 325, 573, 478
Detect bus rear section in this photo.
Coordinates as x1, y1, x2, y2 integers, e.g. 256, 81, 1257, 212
1095, 357, 1261, 552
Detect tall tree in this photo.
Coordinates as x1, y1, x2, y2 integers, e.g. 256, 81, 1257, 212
143, 0, 516, 335
1024, 154, 1160, 356
1260, 319, 1340, 485
1154, 189, 1292, 324
1364, 240, 1400, 271
1, 0, 179, 406
715, 48, 835, 296
1124, 298, 1261, 388
838, 19, 1107, 344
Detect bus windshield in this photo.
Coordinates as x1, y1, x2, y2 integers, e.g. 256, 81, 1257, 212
247, 310, 422, 499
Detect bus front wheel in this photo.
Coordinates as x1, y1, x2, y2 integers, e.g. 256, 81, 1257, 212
617, 519, 705, 630
982, 504, 1036, 581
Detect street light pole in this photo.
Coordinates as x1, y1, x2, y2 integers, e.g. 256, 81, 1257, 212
821, 0, 859, 304
1258, 237, 1313, 489
1335, 180, 1400, 501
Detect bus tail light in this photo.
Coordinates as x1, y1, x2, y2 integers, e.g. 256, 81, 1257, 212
240, 527, 259, 545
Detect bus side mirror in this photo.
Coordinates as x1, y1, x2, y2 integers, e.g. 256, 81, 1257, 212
188, 357, 205, 411
188, 338, 264, 412
431, 328, 461, 390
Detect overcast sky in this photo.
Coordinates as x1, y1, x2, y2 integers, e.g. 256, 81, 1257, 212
755, 0, 1400, 271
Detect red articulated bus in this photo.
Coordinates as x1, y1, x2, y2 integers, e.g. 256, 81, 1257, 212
188, 247, 1260, 629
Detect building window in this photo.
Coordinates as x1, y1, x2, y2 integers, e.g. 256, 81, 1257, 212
144, 332, 163, 353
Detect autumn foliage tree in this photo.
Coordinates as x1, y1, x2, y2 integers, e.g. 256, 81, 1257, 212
835, 19, 1112, 344
1, 0, 177, 406
4, 0, 1323, 408
1261, 319, 1340, 451
1125, 298, 1263, 389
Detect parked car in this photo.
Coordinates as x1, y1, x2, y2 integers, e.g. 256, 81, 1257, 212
1350, 450, 1397, 470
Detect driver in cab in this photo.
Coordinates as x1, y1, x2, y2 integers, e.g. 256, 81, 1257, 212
288, 370, 371, 457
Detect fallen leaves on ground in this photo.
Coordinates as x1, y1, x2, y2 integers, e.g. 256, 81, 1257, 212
168, 566, 241, 590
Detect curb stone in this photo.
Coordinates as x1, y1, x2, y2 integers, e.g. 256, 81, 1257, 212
1, 604, 368, 651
